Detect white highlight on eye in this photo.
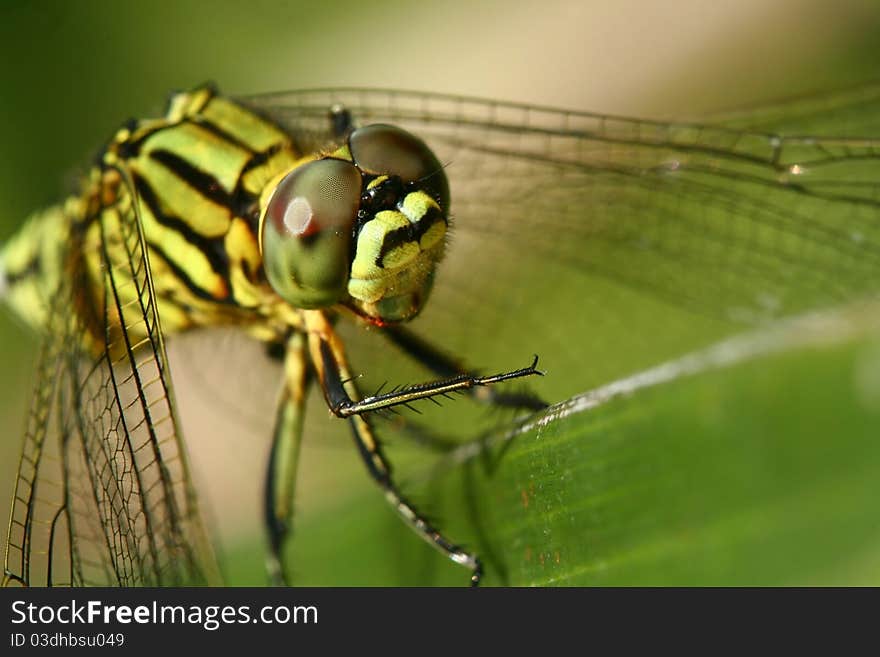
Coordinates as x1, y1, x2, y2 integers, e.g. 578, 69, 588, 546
283, 197, 313, 235
789, 164, 805, 175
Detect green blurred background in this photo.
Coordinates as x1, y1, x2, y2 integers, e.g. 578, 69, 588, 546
1, 0, 880, 585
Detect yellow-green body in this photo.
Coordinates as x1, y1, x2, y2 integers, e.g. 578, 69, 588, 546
1, 86, 447, 353
3, 87, 305, 350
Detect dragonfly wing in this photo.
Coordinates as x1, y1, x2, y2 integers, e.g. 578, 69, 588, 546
247, 88, 880, 400
4, 281, 79, 586
4, 167, 220, 586
712, 80, 880, 136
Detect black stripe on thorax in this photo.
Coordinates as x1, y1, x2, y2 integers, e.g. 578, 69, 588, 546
114, 109, 286, 224
133, 173, 234, 303
179, 114, 288, 226
109, 98, 264, 163
189, 112, 264, 156
149, 148, 238, 209
144, 238, 224, 304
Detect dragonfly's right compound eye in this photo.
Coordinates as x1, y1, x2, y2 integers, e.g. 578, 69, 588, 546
260, 158, 361, 309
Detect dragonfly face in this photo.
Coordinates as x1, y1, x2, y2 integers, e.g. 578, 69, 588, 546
3, 82, 880, 586
260, 123, 449, 323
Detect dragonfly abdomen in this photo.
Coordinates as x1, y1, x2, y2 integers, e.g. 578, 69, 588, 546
0, 203, 71, 332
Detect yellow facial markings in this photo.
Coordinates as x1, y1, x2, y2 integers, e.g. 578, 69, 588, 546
400, 191, 445, 250
350, 210, 409, 281
346, 190, 447, 308
399, 190, 438, 222
420, 221, 445, 250
366, 175, 389, 190
347, 278, 380, 303
381, 242, 420, 270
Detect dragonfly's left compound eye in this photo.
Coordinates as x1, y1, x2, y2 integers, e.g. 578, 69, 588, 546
261, 158, 361, 309
349, 124, 449, 209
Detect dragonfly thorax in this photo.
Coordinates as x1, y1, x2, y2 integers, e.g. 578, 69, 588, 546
259, 124, 449, 324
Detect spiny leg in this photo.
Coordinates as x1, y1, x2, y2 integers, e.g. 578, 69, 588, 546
305, 310, 484, 585
304, 314, 543, 418
380, 324, 549, 412
349, 414, 483, 585
376, 324, 548, 458
264, 332, 308, 586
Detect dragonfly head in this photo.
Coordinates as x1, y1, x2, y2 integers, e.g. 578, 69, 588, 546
259, 124, 449, 324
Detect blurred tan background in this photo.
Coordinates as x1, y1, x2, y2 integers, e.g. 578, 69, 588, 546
1, 0, 879, 581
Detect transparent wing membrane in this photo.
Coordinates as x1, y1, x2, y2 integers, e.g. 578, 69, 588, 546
249, 86, 880, 399
4, 168, 219, 586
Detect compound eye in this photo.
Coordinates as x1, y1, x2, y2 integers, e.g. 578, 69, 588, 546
261, 158, 361, 308
349, 124, 449, 207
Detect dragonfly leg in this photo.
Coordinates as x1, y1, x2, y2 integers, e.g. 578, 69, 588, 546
349, 413, 483, 586
304, 311, 543, 417
380, 325, 549, 412
371, 325, 549, 457
264, 332, 308, 586
305, 310, 483, 585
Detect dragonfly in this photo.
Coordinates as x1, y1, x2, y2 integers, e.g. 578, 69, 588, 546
2, 82, 880, 587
